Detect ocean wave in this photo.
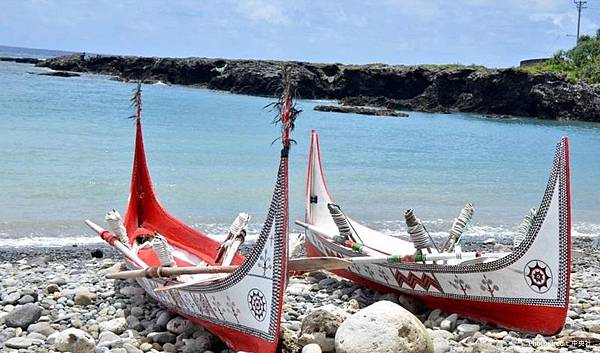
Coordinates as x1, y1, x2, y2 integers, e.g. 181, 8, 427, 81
0, 221, 597, 248
0, 235, 104, 248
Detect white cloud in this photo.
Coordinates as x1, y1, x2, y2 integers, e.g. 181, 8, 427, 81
382, 0, 443, 20
236, 0, 288, 25
530, 12, 574, 31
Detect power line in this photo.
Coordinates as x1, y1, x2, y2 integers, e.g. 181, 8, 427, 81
574, 0, 588, 44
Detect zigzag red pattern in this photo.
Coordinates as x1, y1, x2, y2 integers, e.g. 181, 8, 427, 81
394, 271, 444, 293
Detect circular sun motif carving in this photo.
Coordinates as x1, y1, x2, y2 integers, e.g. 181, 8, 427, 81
247, 288, 267, 321
524, 260, 553, 293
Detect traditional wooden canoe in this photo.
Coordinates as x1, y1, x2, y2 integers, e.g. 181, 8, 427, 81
89, 83, 297, 353
301, 129, 571, 335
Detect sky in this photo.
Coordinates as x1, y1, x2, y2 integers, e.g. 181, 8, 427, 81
1, 0, 600, 67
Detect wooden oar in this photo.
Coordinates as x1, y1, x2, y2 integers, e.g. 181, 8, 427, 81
106, 256, 351, 280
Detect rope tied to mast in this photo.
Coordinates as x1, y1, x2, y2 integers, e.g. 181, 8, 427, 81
151, 234, 176, 267
105, 209, 129, 244
327, 203, 364, 244
215, 213, 250, 264
328, 203, 354, 240
442, 203, 475, 252
514, 208, 536, 248
404, 209, 437, 251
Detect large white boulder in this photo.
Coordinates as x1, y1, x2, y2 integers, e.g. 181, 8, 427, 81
335, 300, 433, 353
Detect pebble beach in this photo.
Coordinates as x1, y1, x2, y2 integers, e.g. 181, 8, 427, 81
1, 237, 599, 353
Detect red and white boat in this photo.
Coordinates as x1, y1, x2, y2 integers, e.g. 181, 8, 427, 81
300, 130, 571, 335
87, 82, 298, 353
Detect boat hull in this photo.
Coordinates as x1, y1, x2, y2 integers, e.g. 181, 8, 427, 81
135, 276, 285, 353
303, 130, 571, 335
306, 242, 567, 335
112, 84, 293, 353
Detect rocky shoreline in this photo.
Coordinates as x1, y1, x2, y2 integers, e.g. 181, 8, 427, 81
27, 54, 600, 122
313, 105, 408, 117
1, 237, 599, 353
0, 57, 42, 64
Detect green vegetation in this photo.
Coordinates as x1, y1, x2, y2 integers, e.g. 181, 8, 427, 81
522, 30, 600, 83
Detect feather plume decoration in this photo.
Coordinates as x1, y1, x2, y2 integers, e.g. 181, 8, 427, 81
266, 67, 301, 148
128, 82, 142, 122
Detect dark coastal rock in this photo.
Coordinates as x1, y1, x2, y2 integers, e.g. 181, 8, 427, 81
0, 56, 42, 64
314, 105, 408, 117
37, 54, 600, 122
483, 114, 514, 120
37, 71, 80, 77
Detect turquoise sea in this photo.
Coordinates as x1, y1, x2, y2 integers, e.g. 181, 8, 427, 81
1, 48, 599, 246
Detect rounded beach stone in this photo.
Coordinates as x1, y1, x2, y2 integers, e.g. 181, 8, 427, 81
74, 287, 97, 305
147, 331, 176, 344
97, 330, 123, 348
18, 294, 35, 304
300, 304, 349, 337
335, 300, 434, 353
1, 292, 21, 305
457, 323, 481, 337
139, 342, 153, 352
28, 321, 57, 336
440, 313, 458, 331
99, 317, 128, 334
4, 336, 43, 349
120, 285, 146, 296
302, 343, 323, 353
46, 283, 61, 294
52, 328, 96, 353
4, 303, 43, 329
166, 316, 191, 334
155, 311, 173, 329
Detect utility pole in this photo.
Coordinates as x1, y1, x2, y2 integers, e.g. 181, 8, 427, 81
574, 0, 587, 44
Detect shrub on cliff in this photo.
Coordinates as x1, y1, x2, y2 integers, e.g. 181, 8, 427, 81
524, 30, 600, 83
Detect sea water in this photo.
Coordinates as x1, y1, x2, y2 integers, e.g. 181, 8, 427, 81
1, 49, 599, 246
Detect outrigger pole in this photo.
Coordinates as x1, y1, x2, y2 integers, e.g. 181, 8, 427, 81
87, 217, 352, 279
105, 256, 352, 280
85, 220, 147, 268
